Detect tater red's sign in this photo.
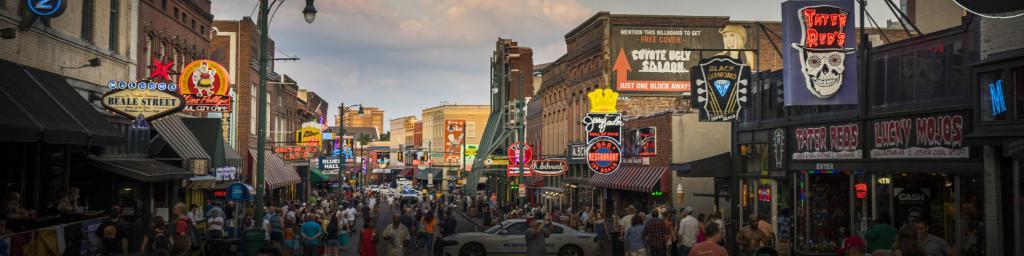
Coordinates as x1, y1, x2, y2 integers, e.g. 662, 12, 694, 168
782, 0, 858, 105
792, 122, 861, 160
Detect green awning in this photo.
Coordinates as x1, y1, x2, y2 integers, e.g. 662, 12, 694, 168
311, 170, 330, 183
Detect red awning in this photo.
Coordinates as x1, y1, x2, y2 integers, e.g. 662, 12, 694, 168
589, 166, 667, 192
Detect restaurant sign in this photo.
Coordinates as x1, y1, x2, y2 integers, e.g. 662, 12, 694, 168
178, 60, 232, 112
531, 160, 567, 176
585, 88, 623, 175
588, 138, 622, 174
791, 122, 862, 160
102, 81, 184, 121
869, 113, 968, 159
274, 146, 319, 161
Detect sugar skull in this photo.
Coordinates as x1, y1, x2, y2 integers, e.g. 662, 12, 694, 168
791, 5, 854, 99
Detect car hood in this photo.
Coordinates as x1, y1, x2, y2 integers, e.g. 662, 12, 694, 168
444, 232, 493, 241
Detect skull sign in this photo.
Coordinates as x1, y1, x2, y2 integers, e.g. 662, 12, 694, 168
791, 5, 854, 99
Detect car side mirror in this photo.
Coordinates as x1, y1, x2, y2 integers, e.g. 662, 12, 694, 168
498, 230, 509, 235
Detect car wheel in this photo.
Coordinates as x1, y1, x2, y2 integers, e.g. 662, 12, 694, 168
558, 245, 583, 256
459, 243, 486, 256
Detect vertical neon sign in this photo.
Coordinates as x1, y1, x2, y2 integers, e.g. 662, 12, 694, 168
990, 79, 1007, 117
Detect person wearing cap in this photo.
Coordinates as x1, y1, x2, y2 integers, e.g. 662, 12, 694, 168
837, 236, 866, 256
677, 207, 699, 256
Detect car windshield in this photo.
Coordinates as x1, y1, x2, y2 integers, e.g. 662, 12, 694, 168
484, 224, 502, 234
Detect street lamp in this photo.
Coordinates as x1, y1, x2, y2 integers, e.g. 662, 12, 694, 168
302, 0, 318, 24
250, 0, 316, 252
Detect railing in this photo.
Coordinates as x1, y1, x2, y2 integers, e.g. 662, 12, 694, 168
1, 216, 109, 255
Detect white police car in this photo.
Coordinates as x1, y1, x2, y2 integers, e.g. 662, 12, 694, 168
441, 219, 597, 256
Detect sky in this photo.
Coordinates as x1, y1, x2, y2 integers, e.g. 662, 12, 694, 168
211, 0, 902, 129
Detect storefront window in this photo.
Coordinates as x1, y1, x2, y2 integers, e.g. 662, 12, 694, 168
891, 173, 955, 246
960, 175, 984, 255
795, 171, 850, 253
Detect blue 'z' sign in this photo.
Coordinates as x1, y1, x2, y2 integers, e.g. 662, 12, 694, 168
27, 0, 65, 17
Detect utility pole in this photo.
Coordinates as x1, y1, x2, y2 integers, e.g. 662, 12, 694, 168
339, 102, 345, 203
253, 0, 270, 229
516, 71, 525, 206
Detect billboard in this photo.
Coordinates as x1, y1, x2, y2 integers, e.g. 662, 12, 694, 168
624, 127, 657, 157
178, 60, 232, 112
691, 56, 750, 122
782, 0, 858, 105
610, 25, 758, 94
444, 120, 466, 165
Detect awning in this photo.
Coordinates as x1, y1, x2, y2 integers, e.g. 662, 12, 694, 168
397, 168, 415, 177
249, 149, 301, 190
310, 170, 329, 183
88, 157, 194, 182
671, 152, 731, 178
415, 168, 442, 180
0, 59, 123, 145
589, 166, 667, 192
561, 177, 590, 185
224, 144, 242, 168
152, 115, 211, 167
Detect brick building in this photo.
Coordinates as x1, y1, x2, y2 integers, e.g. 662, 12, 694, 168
209, 18, 277, 172
137, 0, 212, 81
337, 106, 385, 134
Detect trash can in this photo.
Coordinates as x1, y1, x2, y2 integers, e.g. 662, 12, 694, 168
243, 229, 265, 255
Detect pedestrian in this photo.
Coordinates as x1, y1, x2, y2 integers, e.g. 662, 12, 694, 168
268, 207, 285, 252
96, 207, 128, 255
688, 223, 728, 256
678, 207, 699, 256
359, 218, 379, 256
914, 221, 953, 256
593, 212, 614, 256
171, 203, 193, 256
837, 235, 866, 256
623, 215, 646, 256
283, 219, 300, 256
325, 215, 340, 256
442, 212, 458, 237
483, 205, 493, 227
338, 212, 352, 249
644, 211, 670, 256
382, 213, 411, 256
300, 215, 323, 256
865, 214, 897, 255
751, 214, 774, 246
140, 216, 170, 256
525, 217, 552, 256
207, 209, 226, 239
620, 206, 637, 239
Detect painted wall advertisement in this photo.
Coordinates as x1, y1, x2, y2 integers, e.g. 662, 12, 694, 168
791, 122, 862, 160
869, 113, 968, 159
444, 120, 466, 165
782, 0, 858, 105
102, 81, 184, 121
691, 56, 750, 122
611, 25, 757, 94
178, 60, 232, 112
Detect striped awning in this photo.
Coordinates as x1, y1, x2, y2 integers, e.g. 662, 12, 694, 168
249, 149, 301, 190
588, 166, 667, 192
152, 115, 210, 173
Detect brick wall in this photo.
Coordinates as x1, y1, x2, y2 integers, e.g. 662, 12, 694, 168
623, 112, 674, 167
980, 17, 1024, 60
137, 0, 213, 80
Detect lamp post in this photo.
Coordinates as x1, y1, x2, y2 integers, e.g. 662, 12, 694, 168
251, 0, 316, 252
337, 103, 363, 201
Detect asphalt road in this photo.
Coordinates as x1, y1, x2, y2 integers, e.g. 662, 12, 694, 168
338, 201, 484, 256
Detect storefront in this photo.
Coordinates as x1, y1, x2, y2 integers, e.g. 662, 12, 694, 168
248, 149, 301, 205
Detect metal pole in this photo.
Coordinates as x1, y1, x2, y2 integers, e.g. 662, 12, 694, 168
254, 0, 269, 227
517, 72, 525, 205
339, 104, 344, 204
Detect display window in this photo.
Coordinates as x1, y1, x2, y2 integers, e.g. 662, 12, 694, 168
794, 170, 854, 254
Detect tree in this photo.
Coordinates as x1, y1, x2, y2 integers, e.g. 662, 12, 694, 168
380, 131, 391, 141
357, 134, 371, 145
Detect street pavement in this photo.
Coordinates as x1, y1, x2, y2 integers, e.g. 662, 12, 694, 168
338, 202, 485, 256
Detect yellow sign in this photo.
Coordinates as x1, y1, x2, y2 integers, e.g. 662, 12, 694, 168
101, 88, 184, 121
297, 122, 323, 148
587, 88, 619, 113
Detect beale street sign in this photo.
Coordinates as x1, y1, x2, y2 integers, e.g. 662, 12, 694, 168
869, 113, 968, 159
102, 81, 184, 121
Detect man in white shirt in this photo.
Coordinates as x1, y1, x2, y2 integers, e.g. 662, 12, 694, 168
677, 206, 700, 256
619, 206, 636, 237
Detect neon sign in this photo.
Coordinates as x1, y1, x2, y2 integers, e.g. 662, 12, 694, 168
990, 79, 1007, 117
147, 58, 176, 82
27, 0, 66, 17
855, 182, 867, 199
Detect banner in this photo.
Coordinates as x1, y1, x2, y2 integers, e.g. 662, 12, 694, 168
869, 113, 968, 159
178, 60, 232, 112
791, 122, 862, 160
691, 56, 750, 121
610, 25, 757, 94
624, 127, 657, 157
444, 120, 466, 165
782, 0, 858, 105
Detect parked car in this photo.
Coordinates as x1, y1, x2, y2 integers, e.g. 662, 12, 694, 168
441, 219, 596, 256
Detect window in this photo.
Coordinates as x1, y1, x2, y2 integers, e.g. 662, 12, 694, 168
144, 36, 152, 73
200, 25, 205, 35
191, 19, 195, 30
467, 122, 476, 138
161, 0, 167, 10
250, 84, 257, 135
81, 0, 94, 42
108, 0, 120, 52
173, 7, 178, 19
503, 222, 529, 236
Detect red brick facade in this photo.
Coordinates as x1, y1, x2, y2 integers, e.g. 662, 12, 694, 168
137, 0, 212, 81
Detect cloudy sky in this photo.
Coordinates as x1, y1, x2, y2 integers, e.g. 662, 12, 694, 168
211, 0, 900, 128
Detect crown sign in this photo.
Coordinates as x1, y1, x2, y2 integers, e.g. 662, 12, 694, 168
588, 88, 619, 113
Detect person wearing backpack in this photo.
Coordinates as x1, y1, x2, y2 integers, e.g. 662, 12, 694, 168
171, 203, 193, 256
141, 216, 171, 256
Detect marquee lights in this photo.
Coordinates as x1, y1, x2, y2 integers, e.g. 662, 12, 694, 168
108, 80, 178, 92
